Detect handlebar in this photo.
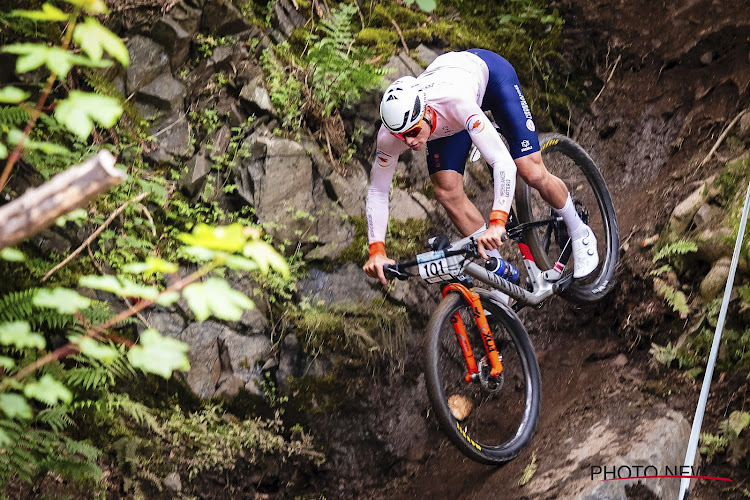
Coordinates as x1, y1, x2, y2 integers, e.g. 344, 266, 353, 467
382, 237, 482, 281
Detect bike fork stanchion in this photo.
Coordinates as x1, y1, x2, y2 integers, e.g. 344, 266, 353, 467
679, 180, 750, 500
442, 283, 504, 377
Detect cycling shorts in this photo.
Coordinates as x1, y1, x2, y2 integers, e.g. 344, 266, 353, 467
427, 49, 540, 176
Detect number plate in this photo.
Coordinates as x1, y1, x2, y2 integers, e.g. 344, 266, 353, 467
417, 251, 463, 283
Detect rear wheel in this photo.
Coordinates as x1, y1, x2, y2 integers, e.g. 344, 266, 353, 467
516, 133, 620, 303
424, 290, 541, 464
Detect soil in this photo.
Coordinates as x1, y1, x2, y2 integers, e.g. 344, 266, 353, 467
327, 0, 750, 499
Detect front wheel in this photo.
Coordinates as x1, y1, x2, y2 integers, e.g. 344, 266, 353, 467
516, 133, 620, 303
425, 290, 541, 465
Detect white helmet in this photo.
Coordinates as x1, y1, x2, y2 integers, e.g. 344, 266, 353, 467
380, 76, 427, 134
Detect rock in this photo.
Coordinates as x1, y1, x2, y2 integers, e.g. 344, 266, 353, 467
200, 0, 251, 36
700, 256, 732, 301
209, 45, 234, 71
170, 0, 203, 34
390, 188, 431, 221
163, 472, 182, 493
208, 125, 232, 159
383, 53, 423, 82
239, 76, 275, 114
306, 205, 355, 261
695, 226, 734, 263
699, 50, 713, 65
272, 0, 306, 38
141, 307, 187, 338
665, 181, 709, 235
137, 73, 186, 112
415, 44, 441, 66
238, 307, 269, 336
324, 166, 368, 217
692, 203, 722, 229
297, 264, 383, 306
146, 112, 193, 163
738, 111, 750, 142
525, 408, 691, 500
126, 36, 170, 94
152, 16, 192, 70
177, 321, 272, 398
180, 154, 212, 195
612, 353, 629, 367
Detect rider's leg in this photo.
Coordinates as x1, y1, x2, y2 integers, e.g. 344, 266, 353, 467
515, 152, 598, 279
430, 170, 485, 236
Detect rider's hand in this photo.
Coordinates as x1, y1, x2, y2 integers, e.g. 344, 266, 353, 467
363, 253, 396, 286
477, 224, 507, 260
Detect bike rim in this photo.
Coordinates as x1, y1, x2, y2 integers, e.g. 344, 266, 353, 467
432, 299, 536, 453
525, 137, 618, 293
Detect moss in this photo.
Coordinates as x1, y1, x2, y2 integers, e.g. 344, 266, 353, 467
713, 156, 750, 207
337, 215, 431, 265
291, 298, 409, 366
356, 28, 400, 59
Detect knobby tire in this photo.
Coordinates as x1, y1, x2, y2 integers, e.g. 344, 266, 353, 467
516, 133, 620, 303
425, 290, 541, 465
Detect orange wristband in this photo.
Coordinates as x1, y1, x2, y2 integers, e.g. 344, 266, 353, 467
489, 210, 508, 227
369, 241, 386, 258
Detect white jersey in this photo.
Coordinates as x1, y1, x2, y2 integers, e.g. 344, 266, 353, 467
367, 51, 517, 245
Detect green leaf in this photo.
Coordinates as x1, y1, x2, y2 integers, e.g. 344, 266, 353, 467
6, 128, 71, 156
0, 143, 6, 160
179, 223, 254, 253
79, 275, 159, 300
179, 246, 219, 263
55, 91, 123, 139
2, 44, 111, 78
0, 321, 46, 350
128, 329, 190, 378
415, 0, 437, 11
73, 17, 129, 67
0, 393, 32, 419
183, 277, 254, 321
64, 0, 109, 15
33, 288, 91, 314
223, 254, 260, 271
243, 240, 289, 277
55, 208, 88, 227
156, 291, 180, 306
0, 356, 16, 369
0, 248, 25, 262
11, 4, 71, 22
24, 374, 73, 406
123, 257, 178, 277
0, 86, 30, 104
74, 337, 119, 363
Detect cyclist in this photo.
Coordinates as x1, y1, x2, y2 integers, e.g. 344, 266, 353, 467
363, 49, 598, 286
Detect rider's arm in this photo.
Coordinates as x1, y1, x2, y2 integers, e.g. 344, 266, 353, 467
456, 104, 517, 228
364, 127, 406, 283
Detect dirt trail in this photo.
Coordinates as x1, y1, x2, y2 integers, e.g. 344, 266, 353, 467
373, 0, 750, 498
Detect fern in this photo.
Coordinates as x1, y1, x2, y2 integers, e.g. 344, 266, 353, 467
654, 278, 690, 316
305, 4, 385, 116
37, 406, 74, 433
652, 239, 698, 263
0, 106, 30, 128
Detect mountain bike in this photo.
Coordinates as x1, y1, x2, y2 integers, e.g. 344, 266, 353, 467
383, 133, 619, 465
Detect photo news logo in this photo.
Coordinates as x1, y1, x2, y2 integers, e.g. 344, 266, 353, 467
590, 465, 733, 482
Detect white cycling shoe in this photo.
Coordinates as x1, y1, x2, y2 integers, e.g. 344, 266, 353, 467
571, 224, 599, 279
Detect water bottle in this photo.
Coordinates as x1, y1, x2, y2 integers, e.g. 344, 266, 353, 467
485, 256, 520, 285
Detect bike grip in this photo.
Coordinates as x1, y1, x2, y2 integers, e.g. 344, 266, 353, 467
383, 263, 408, 281
501, 233, 508, 243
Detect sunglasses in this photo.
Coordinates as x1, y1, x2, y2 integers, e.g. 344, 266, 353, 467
392, 123, 423, 141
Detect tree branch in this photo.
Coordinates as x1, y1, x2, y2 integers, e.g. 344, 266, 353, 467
0, 150, 126, 251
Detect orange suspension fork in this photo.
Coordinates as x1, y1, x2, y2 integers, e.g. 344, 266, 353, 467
442, 283, 504, 381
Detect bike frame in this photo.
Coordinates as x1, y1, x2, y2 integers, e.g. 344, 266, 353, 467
438, 211, 573, 384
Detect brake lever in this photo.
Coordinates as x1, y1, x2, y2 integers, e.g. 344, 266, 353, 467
383, 263, 411, 281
